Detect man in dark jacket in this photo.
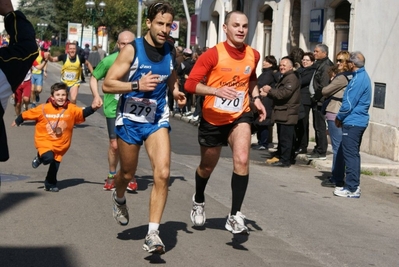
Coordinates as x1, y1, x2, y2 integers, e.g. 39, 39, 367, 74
307, 44, 334, 160
262, 57, 301, 167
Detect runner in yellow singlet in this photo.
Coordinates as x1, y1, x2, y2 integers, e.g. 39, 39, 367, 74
48, 42, 93, 104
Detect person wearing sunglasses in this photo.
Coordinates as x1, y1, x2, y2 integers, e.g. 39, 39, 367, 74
321, 51, 352, 188
333, 51, 371, 198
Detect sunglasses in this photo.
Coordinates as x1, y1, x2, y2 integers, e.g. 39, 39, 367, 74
336, 59, 344, 63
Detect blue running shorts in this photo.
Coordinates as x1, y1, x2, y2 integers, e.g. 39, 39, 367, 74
115, 120, 171, 145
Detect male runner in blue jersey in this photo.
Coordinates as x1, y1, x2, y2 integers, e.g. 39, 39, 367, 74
103, 1, 185, 254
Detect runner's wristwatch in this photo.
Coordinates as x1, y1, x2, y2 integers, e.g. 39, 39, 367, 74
131, 81, 139, 92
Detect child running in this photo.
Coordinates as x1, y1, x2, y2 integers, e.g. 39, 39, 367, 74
12, 82, 98, 192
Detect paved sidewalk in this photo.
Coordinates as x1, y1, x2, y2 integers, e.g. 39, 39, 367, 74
173, 112, 399, 187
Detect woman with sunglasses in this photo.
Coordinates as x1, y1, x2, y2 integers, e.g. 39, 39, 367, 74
320, 50, 351, 187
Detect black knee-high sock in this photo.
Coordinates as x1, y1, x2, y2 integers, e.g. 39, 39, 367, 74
194, 170, 209, 203
231, 172, 249, 216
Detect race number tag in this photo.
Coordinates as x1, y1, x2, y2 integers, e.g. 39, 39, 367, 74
63, 71, 76, 81
213, 92, 244, 112
124, 97, 157, 123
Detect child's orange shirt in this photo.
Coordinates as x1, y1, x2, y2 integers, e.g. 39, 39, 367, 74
22, 103, 85, 161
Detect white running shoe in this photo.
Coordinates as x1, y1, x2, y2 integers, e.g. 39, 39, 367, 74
334, 186, 361, 198
190, 194, 206, 226
112, 191, 129, 225
143, 230, 165, 254
225, 211, 249, 235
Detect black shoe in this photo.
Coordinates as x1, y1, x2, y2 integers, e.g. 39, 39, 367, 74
321, 177, 336, 188
44, 181, 59, 192
295, 148, 307, 156
306, 152, 326, 160
32, 156, 42, 169
270, 161, 290, 167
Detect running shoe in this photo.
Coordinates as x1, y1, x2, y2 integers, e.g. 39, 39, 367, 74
112, 191, 129, 226
35, 94, 40, 103
333, 187, 361, 198
127, 181, 138, 192
142, 230, 165, 254
103, 175, 115, 190
225, 211, 249, 235
190, 194, 206, 226
32, 156, 42, 169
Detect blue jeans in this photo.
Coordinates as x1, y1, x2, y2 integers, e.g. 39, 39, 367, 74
333, 125, 366, 191
327, 120, 343, 180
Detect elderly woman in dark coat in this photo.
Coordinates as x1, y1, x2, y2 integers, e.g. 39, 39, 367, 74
252, 55, 279, 150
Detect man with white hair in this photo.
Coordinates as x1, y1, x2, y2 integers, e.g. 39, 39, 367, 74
333, 51, 371, 198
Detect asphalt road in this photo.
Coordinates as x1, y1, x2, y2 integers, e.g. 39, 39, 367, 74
1, 63, 398, 267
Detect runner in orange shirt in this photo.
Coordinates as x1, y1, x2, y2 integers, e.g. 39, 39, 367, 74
12, 82, 98, 192
185, 11, 266, 235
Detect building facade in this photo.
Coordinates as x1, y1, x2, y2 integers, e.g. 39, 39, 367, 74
194, 0, 399, 161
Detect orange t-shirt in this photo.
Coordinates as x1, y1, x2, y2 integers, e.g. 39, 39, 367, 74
22, 103, 85, 161
201, 43, 255, 125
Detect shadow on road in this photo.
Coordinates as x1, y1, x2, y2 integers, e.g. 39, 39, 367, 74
27, 178, 102, 191
0, 192, 41, 215
0, 246, 77, 267
117, 220, 192, 262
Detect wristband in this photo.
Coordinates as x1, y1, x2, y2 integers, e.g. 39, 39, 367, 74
252, 95, 261, 101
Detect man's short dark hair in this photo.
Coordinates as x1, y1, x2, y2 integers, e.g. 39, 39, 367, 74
147, 2, 175, 21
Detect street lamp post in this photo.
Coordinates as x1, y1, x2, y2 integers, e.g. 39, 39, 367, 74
85, 0, 106, 48
37, 23, 48, 41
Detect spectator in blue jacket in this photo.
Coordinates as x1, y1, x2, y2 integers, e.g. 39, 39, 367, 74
333, 51, 371, 198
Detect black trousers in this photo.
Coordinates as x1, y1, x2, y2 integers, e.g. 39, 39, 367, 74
295, 104, 311, 151
311, 105, 328, 155
40, 151, 61, 185
277, 123, 296, 165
